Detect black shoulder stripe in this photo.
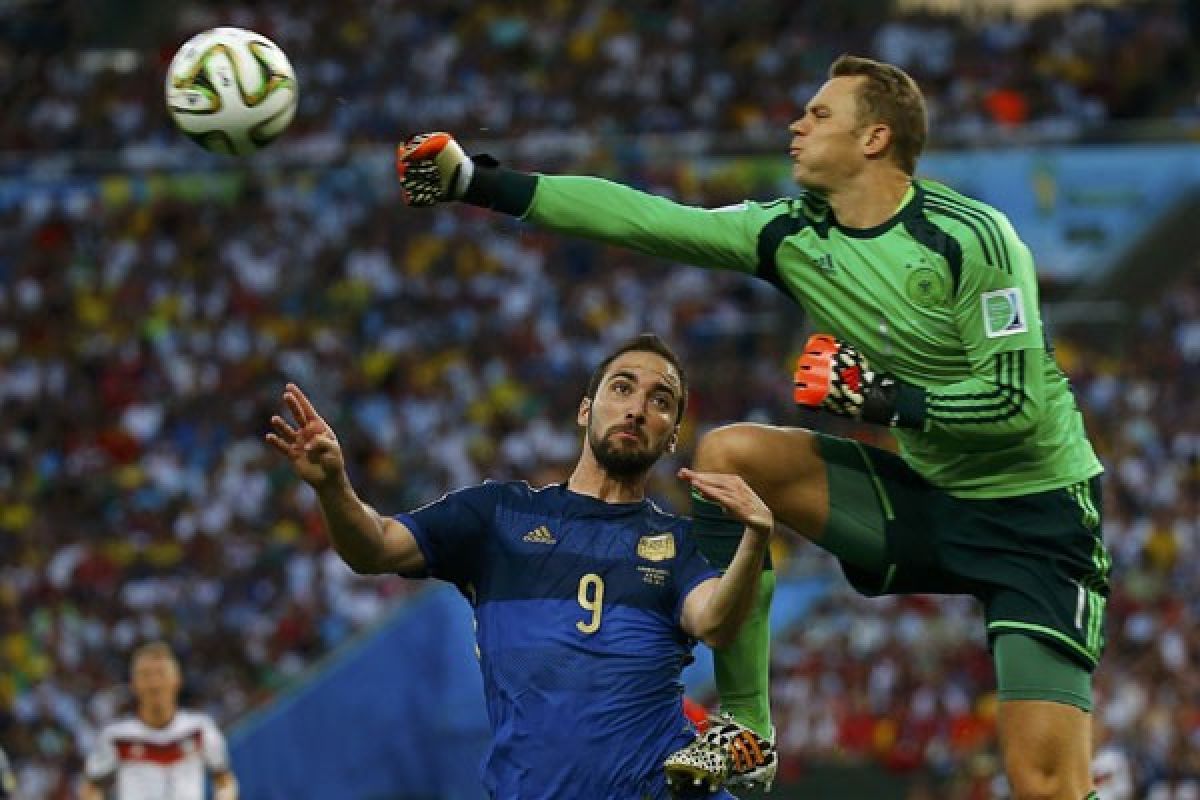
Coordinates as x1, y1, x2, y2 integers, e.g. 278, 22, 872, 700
903, 216, 962, 295
799, 192, 833, 237
931, 196, 1013, 277
756, 213, 806, 295
924, 190, 1013, 276
923, 198, 998, 270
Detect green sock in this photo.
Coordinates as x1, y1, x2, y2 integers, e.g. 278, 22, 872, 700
713, 570, 775, 739
691, 491, 774, 740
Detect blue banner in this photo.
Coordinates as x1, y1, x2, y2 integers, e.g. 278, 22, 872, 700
229, 586, 490, 800
918, 145, 1200, 280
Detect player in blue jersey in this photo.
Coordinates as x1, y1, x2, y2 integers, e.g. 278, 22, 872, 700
267, 334, 775, 799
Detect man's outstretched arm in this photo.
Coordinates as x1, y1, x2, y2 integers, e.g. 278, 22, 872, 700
266, 383, 425, 576
397, 132, 785, 275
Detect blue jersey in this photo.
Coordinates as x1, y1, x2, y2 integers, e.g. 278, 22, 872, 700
399, 481, 728, 800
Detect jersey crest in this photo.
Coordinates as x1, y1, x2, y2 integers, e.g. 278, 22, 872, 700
636, 533, 676, 561
905, 265, 949, 308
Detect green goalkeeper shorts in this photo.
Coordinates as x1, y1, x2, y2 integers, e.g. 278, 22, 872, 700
819, 433, 1110, 673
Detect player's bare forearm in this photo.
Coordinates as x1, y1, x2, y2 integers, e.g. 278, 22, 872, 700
698, 526, 770, 648
315, 478, 405, 574
316, 480, 427, 575
267, 383, 424, 575
79, 781, 104, 800
679, 468, 773, 648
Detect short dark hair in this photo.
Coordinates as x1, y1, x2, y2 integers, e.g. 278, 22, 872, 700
585, 333, 688, 424
830, 54, 927, 175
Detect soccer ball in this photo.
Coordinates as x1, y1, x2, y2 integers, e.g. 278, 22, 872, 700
165, 27, 298, 156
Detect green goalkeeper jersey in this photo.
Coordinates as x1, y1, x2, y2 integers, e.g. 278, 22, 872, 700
510, 174, 1102, 498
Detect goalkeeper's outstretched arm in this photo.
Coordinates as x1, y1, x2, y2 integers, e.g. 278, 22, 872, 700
396, 132, 781, 276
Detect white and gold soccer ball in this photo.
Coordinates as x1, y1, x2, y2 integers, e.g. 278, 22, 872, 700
165, 27, 298, 156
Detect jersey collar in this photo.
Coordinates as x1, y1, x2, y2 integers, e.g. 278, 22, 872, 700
829, 182, 920, 240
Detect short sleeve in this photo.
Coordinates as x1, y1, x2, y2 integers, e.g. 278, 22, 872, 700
395, 484, 497, 588
670, 524, 721, 625
84, 729, 117, 781
201, 716, 231, 772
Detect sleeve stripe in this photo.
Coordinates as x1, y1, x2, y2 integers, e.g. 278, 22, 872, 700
928, 352, 1023, 412
928, 371, 1025, 424
930, 402, 1025, 423
928, 352, 1028, 422
930, 399, 1023, 421
928, 351, 1015, 406
925, 190, 1014, 276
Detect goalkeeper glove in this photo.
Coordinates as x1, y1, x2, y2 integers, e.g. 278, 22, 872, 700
395, 132, 475, 206
793, 334, 924, 428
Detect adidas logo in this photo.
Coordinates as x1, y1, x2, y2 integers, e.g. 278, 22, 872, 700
522, 526, 557, 545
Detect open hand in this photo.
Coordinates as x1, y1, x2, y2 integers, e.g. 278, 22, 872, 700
265, 383, 346, 490
678, 468, 773, 537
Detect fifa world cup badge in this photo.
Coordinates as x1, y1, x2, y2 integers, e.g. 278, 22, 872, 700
637, 534, 676, 561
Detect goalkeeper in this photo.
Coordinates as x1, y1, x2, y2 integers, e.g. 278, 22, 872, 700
397, 54, 1109, 800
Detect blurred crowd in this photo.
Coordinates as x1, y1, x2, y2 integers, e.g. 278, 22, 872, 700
2, 0, 1199, 160
1, 1, 1199, 799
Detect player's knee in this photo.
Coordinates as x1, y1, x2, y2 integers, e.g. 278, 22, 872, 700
1005, 757, 1084, 800
693, 424, 762, 474
694, 424, 821, 491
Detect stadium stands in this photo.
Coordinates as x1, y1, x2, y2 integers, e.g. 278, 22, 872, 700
2, 0, 1198, 159
0, 1, 1197, 797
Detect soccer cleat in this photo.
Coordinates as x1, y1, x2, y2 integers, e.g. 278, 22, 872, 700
663, 736, 730, 795
665, 712, 778, 795
714, 716, 777, 791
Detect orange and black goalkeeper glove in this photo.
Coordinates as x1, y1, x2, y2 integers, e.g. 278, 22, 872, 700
395, 132, 535, 215
793, 334, 925, 428
395, 132, 477, 206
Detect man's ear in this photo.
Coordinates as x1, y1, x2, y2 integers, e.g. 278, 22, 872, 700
578, 396, 591, 428
862, 122, 892, 158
